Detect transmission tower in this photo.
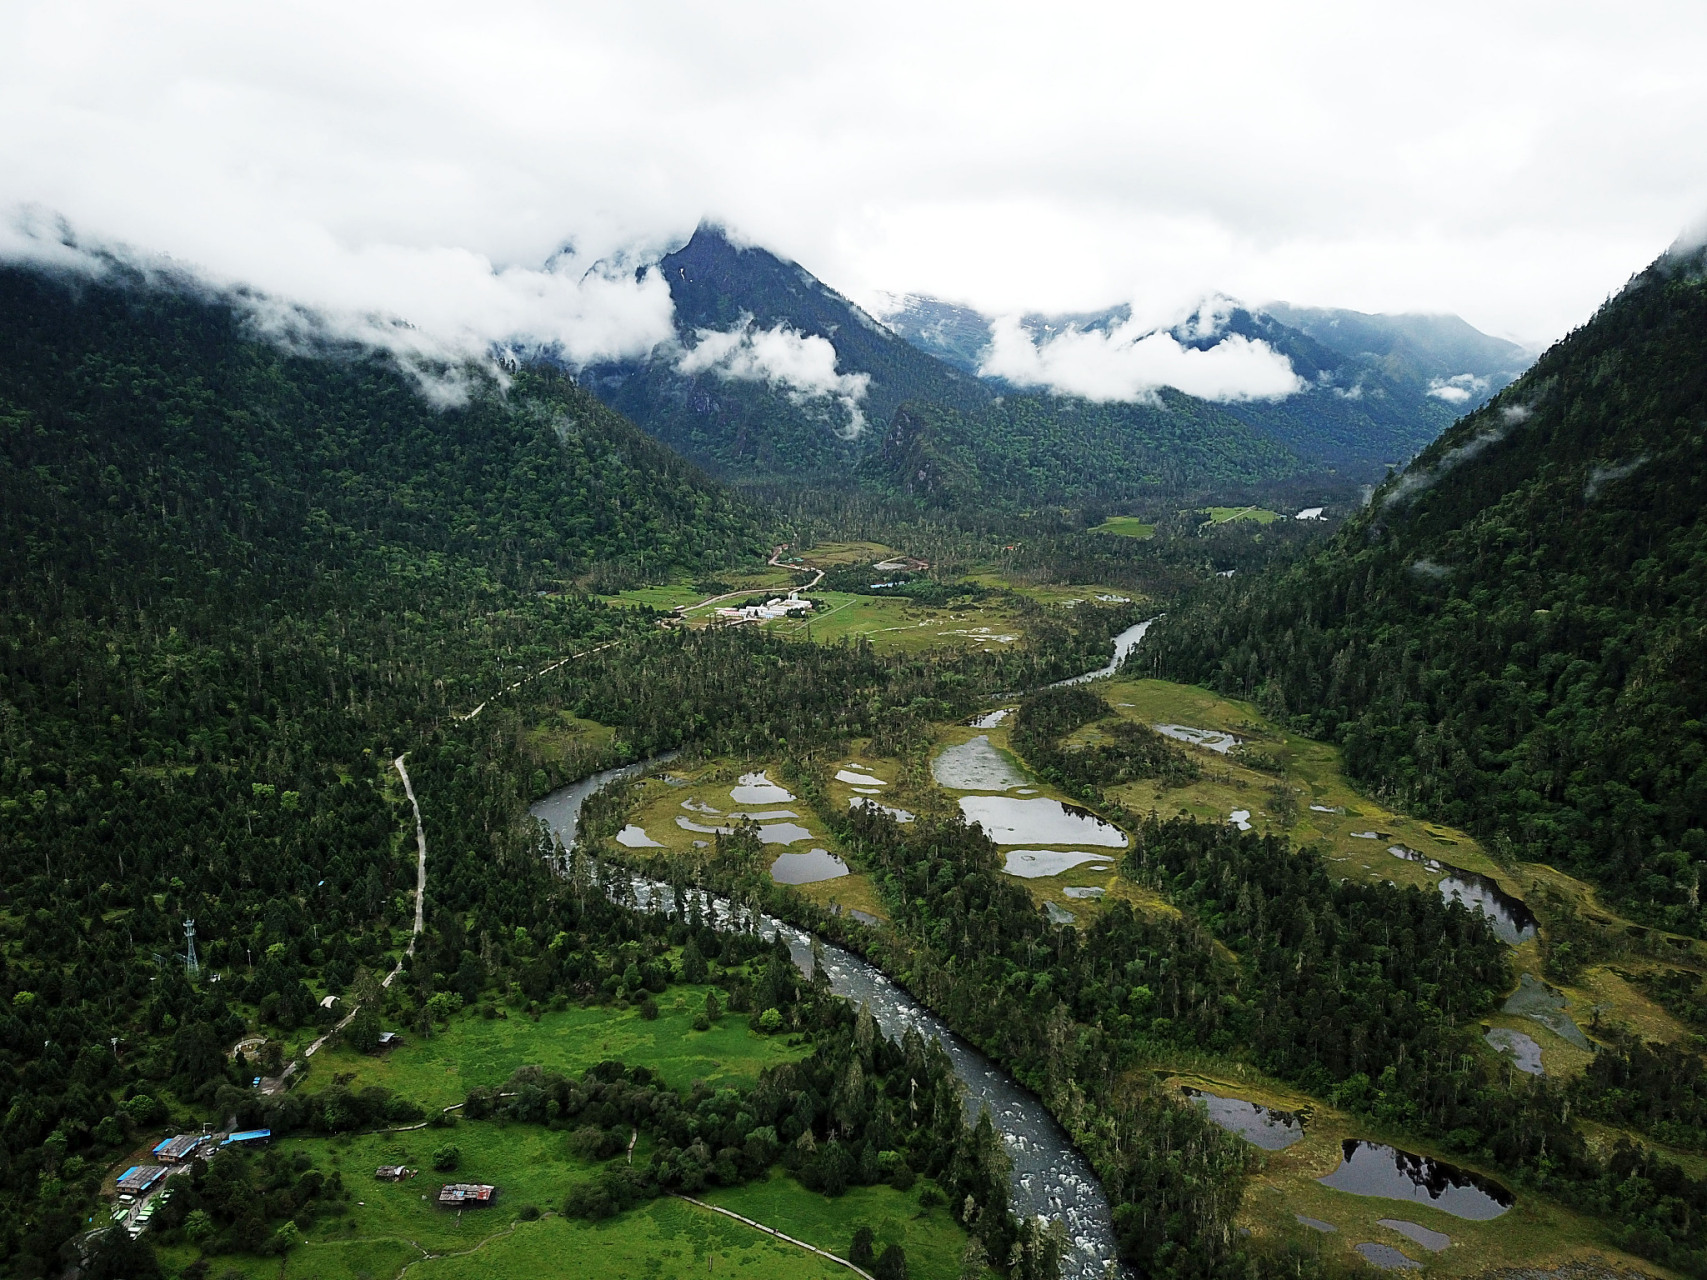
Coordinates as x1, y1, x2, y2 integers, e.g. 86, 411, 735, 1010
182, 918, 199, 977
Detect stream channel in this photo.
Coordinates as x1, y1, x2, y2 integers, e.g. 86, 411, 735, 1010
526, 620, 1159, 1279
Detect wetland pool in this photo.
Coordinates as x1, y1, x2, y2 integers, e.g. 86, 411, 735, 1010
961, 796, 1127, 847
1317, 1140, 1512, 1220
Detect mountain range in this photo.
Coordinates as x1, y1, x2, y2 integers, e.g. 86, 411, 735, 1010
1151, 234, 1707, 932
582, 226, 1533, 500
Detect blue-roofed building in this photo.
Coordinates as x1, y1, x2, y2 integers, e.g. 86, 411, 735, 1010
116, 1165, 167, 1194
220, 1128, 272, 1147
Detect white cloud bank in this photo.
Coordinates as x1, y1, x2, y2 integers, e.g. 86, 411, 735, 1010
978, 307, 1304, 403
676, 317, 872, 436
0, 208, 676, 406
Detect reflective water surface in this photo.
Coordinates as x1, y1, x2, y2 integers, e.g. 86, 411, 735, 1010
769, 848, 850, 884
1484, 1027, 1544, 1075
932, 735, 1029, 790
1181, 1088, 1304, 1150
1003, 850, 1116, 878
1317, 1141, 1513, 1220
1355, 1242, 1420, 1271
960, 795, 1128, 847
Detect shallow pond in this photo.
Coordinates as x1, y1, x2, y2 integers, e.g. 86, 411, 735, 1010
1438, 870, 1538, 946
1003, 850, 1116, 878
961, 796, 1127, 847
1052, 618, 1155, 687
1317, 1140, 1513, 1220
770, 848, 850, 884
1378, 1220, 1450, 1252
1154, 724, 1239, 754
731, 771, 794, 804
1484, 1027, 1545, 1075
1354, 1242, 1420, 1271
615, 825, 663, 848
835, 769, 886, 787
1296, 1215, 1336, 1232
758, 822, 815, 846
1502, 973, 1591, 1049
1044, 902, 1077, 925
1229, 809, 1252, 832
530, 764, 1124, 1278
970, 708, 1012, 728
932, 736, 1028, 790
1062, 886, 1105, 899
850, 797, 916, 823
1181, 1088, 1303, 1150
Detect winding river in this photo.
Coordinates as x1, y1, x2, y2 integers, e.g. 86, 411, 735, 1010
524, 618, 1158, 1278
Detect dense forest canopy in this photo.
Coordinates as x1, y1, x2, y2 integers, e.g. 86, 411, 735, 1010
1151, 241, 1707, 933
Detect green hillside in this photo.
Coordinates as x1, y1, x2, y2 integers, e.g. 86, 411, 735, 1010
861, 391, 1302, 506
1151, 240, 1707, 931
0, 262, 761, 1273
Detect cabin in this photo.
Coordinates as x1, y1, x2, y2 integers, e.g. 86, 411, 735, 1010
437, 1183, 496, 1206
220, 1128, 272, 1149
375, 1166, 416, 1181
377, 1030, 402, 1048
151, 1134, 208, 1164
116, 1165, 167, 1195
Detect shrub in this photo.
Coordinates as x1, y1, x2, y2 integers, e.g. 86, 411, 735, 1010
849, 1226, 875, 1267
757, 1008, 783, 1034
431, 1144, 460, 1172
875, 1244, 908, 1280
639, 996, 659, 1021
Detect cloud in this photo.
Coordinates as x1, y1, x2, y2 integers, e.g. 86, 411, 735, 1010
0, 207, 676, 406
1, 1, 1705, 361
1427, 372, 1491, 404
1383, 395, 1538, 506
1584, 453, 1649, 500
676, 316, 872, 436
978, 305, 1305, 403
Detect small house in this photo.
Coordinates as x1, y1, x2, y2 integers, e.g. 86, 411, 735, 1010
375, 1166, 416, 1181
437, 1183, 496, 1206
151, 1134, 208, 1164
377, 1030, 402, 1048
116, 1165, 167, 1195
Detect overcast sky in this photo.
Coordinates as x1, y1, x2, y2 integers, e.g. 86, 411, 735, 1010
4, 0, 1706, 366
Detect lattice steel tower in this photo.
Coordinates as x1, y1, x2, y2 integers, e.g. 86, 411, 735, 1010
182, 918, 199, 977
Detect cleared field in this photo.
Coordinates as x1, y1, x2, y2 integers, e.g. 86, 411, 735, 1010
1204, 506, 1279, 524
763, 591, 1028, 655
707, 1167, 969, 1279
301, 986, 808, 1111
1089, 516, 1156, 539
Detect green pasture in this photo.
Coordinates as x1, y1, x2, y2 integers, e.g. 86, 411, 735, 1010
1089, 516, 1155, 539
1204, 506, 1279, 524
301, 987, 807, 1111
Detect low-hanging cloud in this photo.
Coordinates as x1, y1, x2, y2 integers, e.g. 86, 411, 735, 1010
676, 316, 872, 436
1, 207, 677, 407
977, 307, 1305, 403
1427, 372, 1491, 404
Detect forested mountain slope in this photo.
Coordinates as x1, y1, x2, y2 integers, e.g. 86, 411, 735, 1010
883, 294, 1530, 473
586, 225, 991, 478
1150, 239, 1707, 931
0, 262, 756, 1271
863, 392, 1301, 507
588, 228, 1310, 496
